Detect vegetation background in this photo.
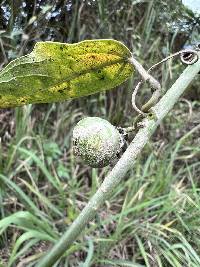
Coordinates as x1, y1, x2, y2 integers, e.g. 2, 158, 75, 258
0, 0, 200, 266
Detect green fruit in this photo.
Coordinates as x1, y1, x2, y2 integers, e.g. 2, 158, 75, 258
72, 117, 122, 167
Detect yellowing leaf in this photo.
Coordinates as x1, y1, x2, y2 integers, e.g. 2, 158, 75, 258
0, 39, 134, 108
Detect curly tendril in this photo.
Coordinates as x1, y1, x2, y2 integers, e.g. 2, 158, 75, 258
131, 48, 199, 116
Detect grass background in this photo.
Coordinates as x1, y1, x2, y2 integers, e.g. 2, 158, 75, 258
0, 0, 200, 266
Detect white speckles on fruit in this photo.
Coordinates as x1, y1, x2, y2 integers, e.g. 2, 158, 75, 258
72, 117, 122, 167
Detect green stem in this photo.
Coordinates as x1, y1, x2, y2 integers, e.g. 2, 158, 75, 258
37, 56, 200, 267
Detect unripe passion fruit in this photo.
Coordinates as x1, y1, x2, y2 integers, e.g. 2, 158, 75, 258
72, 117, 122, 167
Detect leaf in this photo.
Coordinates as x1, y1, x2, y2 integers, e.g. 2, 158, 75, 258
0, 39, 134, 108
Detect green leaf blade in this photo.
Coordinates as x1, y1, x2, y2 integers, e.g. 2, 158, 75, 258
0, 39, 134, 108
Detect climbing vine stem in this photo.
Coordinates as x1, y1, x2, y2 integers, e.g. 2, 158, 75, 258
37, 53, 200, 267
